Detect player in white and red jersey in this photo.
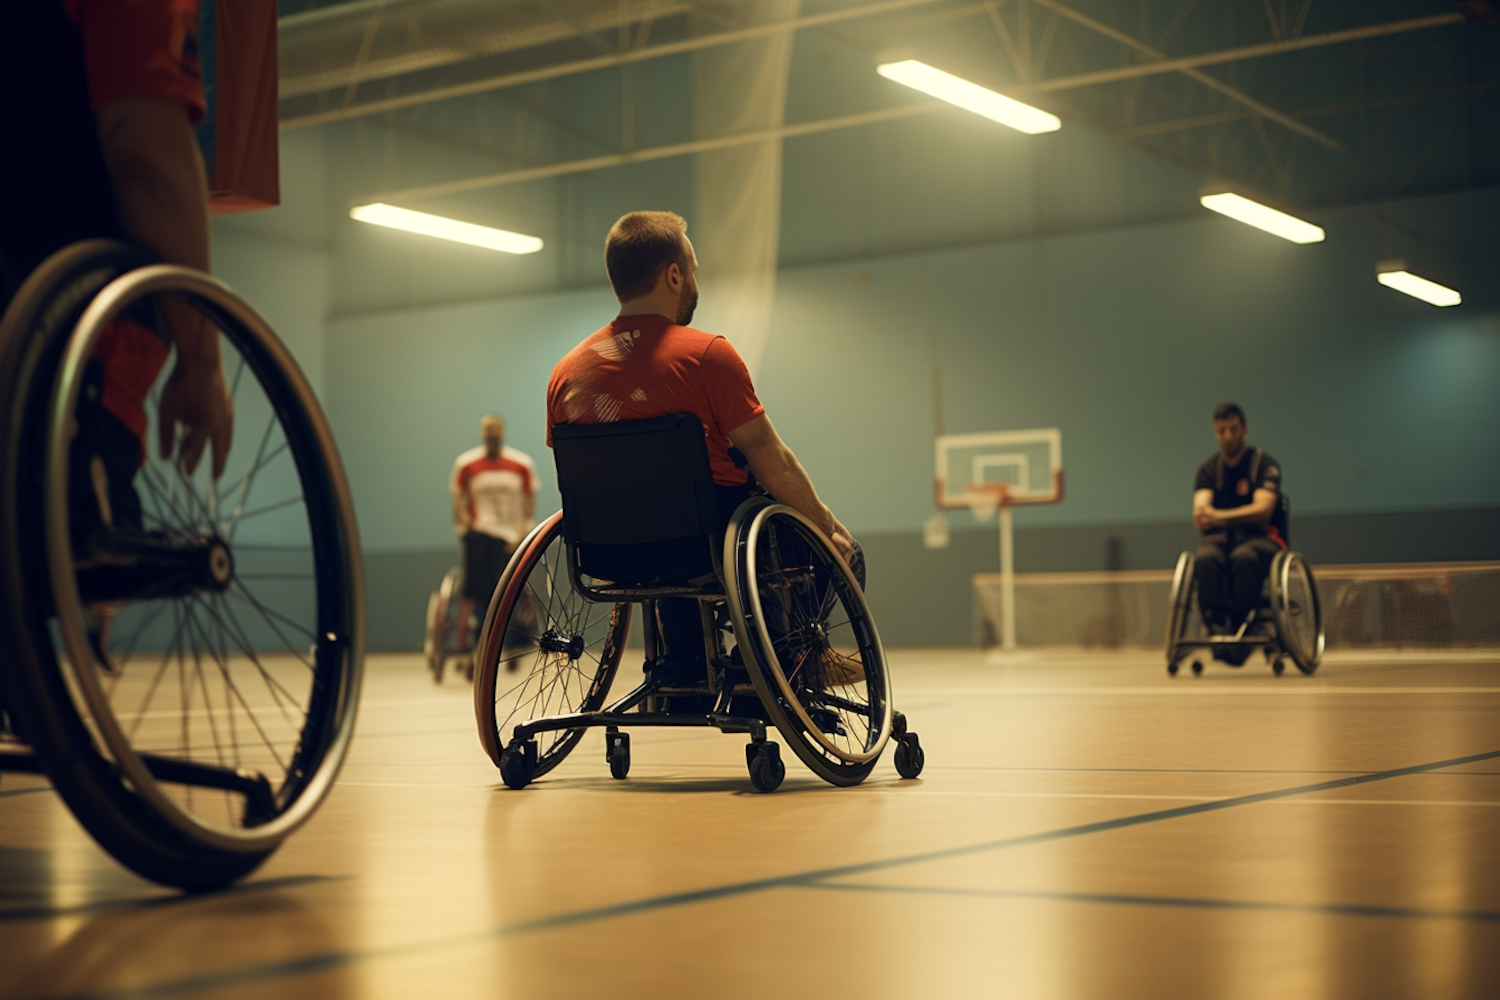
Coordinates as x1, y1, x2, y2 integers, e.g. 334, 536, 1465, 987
449, 414, 537, 646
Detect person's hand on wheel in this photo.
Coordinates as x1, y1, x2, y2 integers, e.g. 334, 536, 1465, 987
157, 359, 233, 479
828, 524, 857, 565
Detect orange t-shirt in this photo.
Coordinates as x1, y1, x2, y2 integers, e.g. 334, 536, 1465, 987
547, 315, 766, 486
64, 0, 205, 122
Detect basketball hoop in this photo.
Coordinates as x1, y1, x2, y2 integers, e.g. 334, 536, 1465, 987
967, 482, 1010, 523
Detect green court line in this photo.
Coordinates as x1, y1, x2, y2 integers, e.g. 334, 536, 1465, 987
805, 881, 1500, 923
35, 746, 1500, 1000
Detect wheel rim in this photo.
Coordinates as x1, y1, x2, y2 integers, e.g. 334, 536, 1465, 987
474, 514, 627, 774
1275, 553, 1324, 671
739, 505, 891, 766
42, 266, 364, 852
1165, 551, 1195, 663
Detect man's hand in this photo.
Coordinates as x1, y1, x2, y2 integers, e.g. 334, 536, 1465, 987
157, 359, 233, 479
1193, 508, 1219, 531
828, 523, 857, 564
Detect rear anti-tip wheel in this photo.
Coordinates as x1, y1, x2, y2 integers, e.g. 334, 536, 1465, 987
606, 731, 631, 780
747, 742, 785, 793
499, 742, 538, 790
894, 733, 924, 779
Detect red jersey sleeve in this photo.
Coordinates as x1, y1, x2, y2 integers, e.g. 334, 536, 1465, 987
66, 0, 206, 123
700, 337, 766, 435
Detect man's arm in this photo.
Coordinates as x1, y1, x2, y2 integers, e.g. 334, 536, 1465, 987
1210, 488, 1278, 527
96, 96, 231, 477
1192, 488, 1215, 531
727, 414, 855, 561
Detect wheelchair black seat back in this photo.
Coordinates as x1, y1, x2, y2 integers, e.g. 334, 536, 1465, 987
471, 413, 925, 792
1164, 495, 1324, 678
0, 242, 364, 890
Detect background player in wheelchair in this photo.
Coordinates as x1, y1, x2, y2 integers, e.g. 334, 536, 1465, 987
1191, 402, 1285, 664
1166, 401, 1323, 676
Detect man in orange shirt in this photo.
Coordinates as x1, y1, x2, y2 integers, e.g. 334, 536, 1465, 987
547, 211, 859, 681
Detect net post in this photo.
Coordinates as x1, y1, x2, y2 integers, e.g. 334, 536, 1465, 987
999, 504, 1016, 651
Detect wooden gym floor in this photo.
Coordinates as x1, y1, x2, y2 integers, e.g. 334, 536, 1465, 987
3, 648, 1499, 1000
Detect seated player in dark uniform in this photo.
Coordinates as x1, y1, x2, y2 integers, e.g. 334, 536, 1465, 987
1192, 402, 1285, 663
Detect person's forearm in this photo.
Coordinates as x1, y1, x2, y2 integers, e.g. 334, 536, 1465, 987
97, 97, 215, 364
1215, 500, 1274, 525
746, 445, 837, 536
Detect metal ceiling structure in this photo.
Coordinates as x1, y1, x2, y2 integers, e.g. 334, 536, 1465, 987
277, 0, 1500, 211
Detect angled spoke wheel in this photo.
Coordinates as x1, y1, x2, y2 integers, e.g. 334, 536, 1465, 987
727, 500, 892, 787
1271, 550, 1323, 674
0, 244, 363, 890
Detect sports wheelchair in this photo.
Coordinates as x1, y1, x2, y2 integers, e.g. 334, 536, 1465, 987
1164, 524, 1324, 677
470, 414, 924, 793
424, 563, 471, 683
0, 242, 364, 890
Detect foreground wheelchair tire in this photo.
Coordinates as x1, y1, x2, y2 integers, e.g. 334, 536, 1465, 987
0, 243, 365, 890
1270, 550, 1323, 674
473, 513, 630, 778
726, 500, 893, 787
1164, 551, 1195, 672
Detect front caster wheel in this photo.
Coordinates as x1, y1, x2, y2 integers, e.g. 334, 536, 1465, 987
1191, 660, 1204, 676
894, 733, 925, 779
1273, 658, 1286, 676
607, 731, 631, 780
499, 741, 538, 790
747, 742, 785, 793
1167, 661, 1179, 677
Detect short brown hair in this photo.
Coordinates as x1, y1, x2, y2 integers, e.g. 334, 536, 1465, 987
605, 211, 689, 301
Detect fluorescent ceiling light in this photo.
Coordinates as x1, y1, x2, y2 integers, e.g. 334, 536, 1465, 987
876, 59, 1060, 134
1199, 192, 1325, 244
1376, 262, 1461, 307
349, 203, 543, 254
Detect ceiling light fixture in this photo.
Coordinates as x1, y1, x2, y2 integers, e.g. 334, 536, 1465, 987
1199, 192, 1325, 244
349, 203, 544, 254
876, 59, 1060, 134
1376, 260, 1462, 307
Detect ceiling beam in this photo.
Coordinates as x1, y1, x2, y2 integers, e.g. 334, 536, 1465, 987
1030, 6, 1465, 93
358, 101, 946, 204
1023, 0, 1393, 150
280, 0, 952, 131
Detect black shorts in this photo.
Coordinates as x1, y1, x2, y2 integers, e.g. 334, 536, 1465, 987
462, 532, 513, 603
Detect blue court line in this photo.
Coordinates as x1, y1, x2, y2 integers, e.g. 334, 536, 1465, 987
36, 745, 1500, 1000
0, 786, 52, 799
0, 875, 342, 924
804, 881, 1500, 923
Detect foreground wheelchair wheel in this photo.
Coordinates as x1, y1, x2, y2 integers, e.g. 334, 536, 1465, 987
726, 501, 893, 786
1164, 551, 1196, 674
0, 243, 364, 890
473, 512, 630, 780
1270, 550, 1323, 674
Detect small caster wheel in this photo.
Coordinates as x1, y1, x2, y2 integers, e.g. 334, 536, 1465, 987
1273, 658, 1285, 676
894, 732, 924, 779
747, 742, 785, 793
499, 741, 538, 790
463, 657, 475, 682
1167, 661, 1179, 677
1191, 660, 1204, 676
607, 730, 631, 780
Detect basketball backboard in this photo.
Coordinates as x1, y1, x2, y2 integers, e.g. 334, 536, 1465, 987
935, 427, 1063, 513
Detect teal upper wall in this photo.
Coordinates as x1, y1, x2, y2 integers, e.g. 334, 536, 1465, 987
320, 193, 1500, 550
208, 48, 1500, 554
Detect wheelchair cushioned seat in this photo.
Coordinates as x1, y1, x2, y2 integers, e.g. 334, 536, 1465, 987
552, 414, 721, 586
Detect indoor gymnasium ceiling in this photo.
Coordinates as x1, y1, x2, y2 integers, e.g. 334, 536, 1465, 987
275, 0, 1500, 212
